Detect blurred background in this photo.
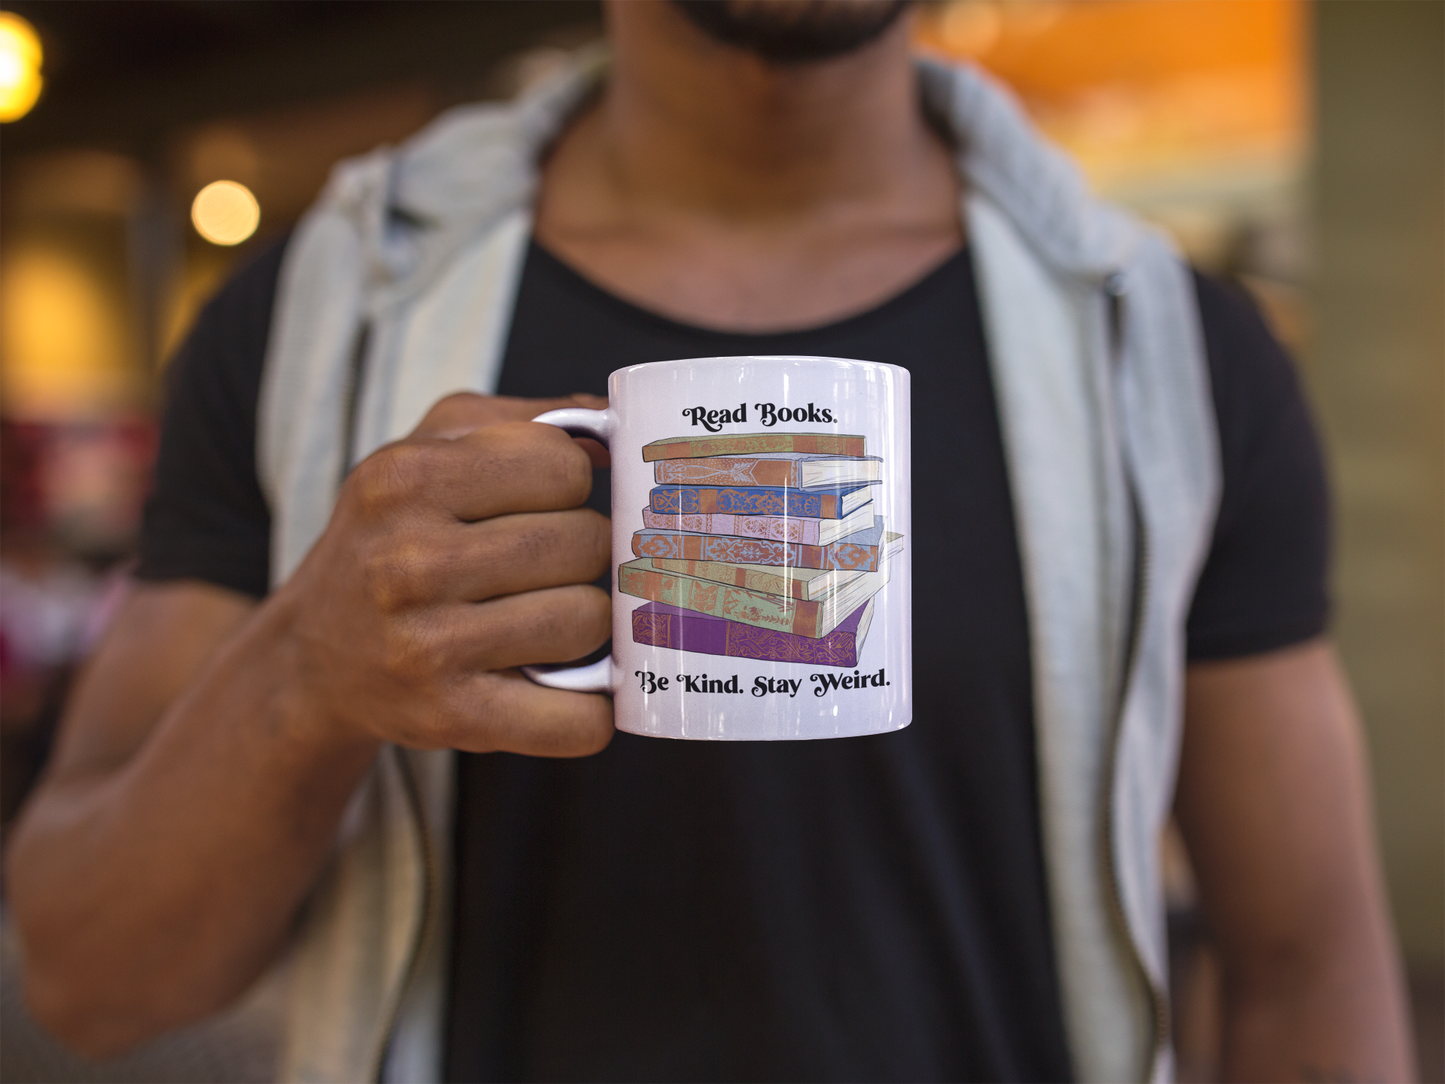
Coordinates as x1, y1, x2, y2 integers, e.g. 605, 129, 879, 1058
0, 2, 1439, 1080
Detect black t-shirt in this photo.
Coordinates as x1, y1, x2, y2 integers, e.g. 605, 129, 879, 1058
138, 236, 1329, 1083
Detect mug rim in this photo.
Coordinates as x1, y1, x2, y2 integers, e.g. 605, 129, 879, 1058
610, 355, 910, 382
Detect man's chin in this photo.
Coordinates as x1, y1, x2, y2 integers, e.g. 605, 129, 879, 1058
670, 0, 912, 65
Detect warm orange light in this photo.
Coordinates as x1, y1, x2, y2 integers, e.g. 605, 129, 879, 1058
1, 245, 134, 419
191, 180, 261, 245
937, 2, 1002, 58
913, 0, 1308, 192
0, 12, 43, 122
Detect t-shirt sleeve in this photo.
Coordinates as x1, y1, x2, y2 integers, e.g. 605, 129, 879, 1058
134, 237, 288, 599
1185, 271, 1331, 661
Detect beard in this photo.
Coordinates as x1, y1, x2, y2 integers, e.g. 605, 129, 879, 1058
670, 0, 912, 64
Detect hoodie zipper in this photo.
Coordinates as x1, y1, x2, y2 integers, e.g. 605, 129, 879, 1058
1103, 279, 1171, 1079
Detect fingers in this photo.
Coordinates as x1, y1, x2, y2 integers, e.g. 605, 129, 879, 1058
572, 437, 611, 471
452, 510, 611, 602
449, 584, 612, 672
348, 422, 597, 523
428, 586, 616, 755
449, 670, 614, 757
324, 580, 612, 756
352, 508, 609, 614
410, 392, 607, 441
325, 390, 617, 761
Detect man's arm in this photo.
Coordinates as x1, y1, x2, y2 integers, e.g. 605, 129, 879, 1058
4, 394, 614, 1059
1176, 638, 1415, 1082
5, 581, 367, 1058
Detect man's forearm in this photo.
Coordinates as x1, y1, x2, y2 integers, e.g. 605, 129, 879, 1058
6, 403, 614, 1059
1221, 937, 1416, 1083
6, 588, 379, 1059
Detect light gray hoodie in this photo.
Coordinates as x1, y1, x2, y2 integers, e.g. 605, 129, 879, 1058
258, 52, 1219, 1084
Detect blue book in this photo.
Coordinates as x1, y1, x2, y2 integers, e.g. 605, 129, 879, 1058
649, 483, 874, 519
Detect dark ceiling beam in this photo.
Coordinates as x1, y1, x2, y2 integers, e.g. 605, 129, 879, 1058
5, 2, 601, 156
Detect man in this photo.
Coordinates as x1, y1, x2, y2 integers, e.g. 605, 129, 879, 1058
5, 2, 1414, 1081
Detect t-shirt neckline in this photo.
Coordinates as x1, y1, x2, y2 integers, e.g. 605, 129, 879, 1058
527, 238, 972, 342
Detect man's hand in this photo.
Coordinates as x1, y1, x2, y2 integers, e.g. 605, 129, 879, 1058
1177, 640, 1416, 1082
4, 392, 614, 1058
280, 391, 614, 756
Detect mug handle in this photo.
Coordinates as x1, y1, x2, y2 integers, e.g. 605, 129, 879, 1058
520, 406, 617, 695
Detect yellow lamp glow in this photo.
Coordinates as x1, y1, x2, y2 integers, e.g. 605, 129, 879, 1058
0, 12, 43, 122
1, 244, 132, 419
191, 180, 261, 246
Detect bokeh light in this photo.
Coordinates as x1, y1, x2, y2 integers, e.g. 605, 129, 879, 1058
1, 244, 134, 418
0, 12, 43, 123
190, 180, 261, 246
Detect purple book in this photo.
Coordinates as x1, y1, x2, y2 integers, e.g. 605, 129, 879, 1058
631, 597, 875, 668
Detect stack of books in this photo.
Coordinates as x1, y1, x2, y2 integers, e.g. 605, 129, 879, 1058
619, 432, 904, 668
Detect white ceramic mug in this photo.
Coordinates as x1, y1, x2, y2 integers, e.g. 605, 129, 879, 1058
524, 355, 911, 741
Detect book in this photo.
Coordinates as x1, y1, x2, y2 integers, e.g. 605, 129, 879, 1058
654, 453, 881, 488
618, 558, 889, 639
632, 517, 903, 572
631, 597, 876, 668
649, 483, 875, 519
640, 501, 874, 546
647, 559, 868, 602
641, 432, 865, 462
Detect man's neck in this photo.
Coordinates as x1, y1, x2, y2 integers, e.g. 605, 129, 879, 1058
596, 2, 940, 223
535, 0, 963, 331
